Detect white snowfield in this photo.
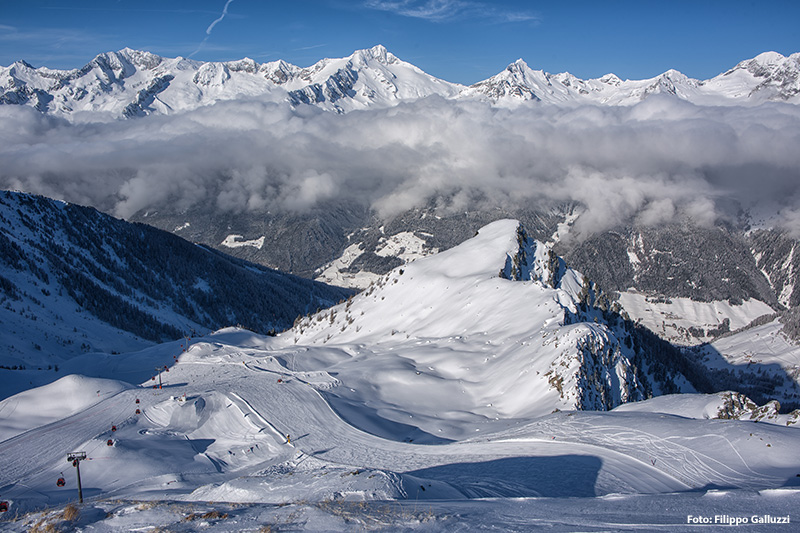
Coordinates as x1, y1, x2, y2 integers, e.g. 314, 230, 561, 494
220, 234, 266, 250
617, 290, 776, 346
314, 242, 383, 289
1, 221, 799, 531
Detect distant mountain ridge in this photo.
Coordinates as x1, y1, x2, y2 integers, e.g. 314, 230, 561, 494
464, 51, 800, 105
2, 46, 799, 118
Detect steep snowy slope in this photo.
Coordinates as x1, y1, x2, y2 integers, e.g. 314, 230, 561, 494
280, 220, 703, 441
0, 191, 352, 398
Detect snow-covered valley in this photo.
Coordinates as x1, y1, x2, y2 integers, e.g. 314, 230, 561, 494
1, 220, 799, 531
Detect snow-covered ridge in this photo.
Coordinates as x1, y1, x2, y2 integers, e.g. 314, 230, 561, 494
464, 52, 800, 106
287, 220, 698, 428
2, 47, 798, 118
0, 45, 463, 117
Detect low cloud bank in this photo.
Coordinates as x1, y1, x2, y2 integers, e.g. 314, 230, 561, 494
1, 95, 799, 237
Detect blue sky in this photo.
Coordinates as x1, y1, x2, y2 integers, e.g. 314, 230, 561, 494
1, 1, 798, 84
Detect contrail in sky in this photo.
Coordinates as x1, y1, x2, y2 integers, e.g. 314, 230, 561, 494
206, 0, 234, 35
190, 0, 234, 57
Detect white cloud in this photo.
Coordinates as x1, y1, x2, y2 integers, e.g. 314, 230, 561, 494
1, 96, 799, 237
363, 0, 537, 23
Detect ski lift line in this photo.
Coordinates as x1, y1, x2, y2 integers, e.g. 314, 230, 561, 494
0, 478, 54, 506
0, 392, 133, 454
0, 398, 134, 493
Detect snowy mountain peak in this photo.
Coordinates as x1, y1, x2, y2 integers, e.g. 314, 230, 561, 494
467, 60, 543, 101
752, 51, 787, 66
508, 58, 530, 71
259, 59, 301, 84
2, 48, 799, 118
225, 57, 259, 73
11, 59, 35, 71
351, 44, 396, 65
726, 51, 796, 77
710, 50, 800, 101
115, 47, 164, 69
599, 73, 622, 85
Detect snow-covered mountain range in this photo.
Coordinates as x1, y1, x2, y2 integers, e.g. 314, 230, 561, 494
0, 45, 461, 117
464, 51, 800, 106
2, 46, 799, 118
287, 219, 700, 427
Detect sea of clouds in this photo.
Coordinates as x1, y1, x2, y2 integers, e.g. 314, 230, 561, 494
1, 94, 799, 238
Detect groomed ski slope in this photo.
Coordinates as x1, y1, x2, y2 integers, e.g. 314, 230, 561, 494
1, 330, 799, 530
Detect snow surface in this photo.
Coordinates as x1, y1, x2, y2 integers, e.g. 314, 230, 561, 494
1, 328, 798, 530
687, 318, 800, 409
220, 234, 266, 250
1, 221, 799, 531
315, 231, 439, 289
315, 242, 383, 289
375, 231, 439, 262
617, 290, 775, 345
